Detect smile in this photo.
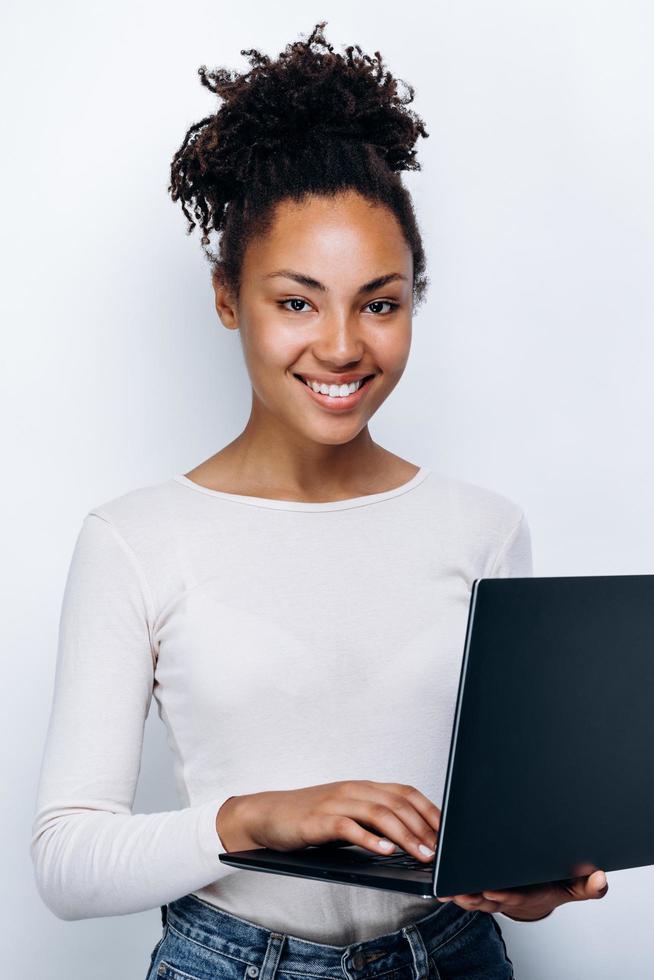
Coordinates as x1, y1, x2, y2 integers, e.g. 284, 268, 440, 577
293, 373, 376, 411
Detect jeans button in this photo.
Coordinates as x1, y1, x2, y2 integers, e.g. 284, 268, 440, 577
247, 967, 259, 978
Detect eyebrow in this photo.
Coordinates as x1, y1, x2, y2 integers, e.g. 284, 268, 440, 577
262, 269, 409, 294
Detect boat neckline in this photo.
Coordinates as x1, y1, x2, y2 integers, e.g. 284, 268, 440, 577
171, 466, 431, 512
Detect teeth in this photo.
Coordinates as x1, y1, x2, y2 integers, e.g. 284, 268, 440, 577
305, 378, 363, 397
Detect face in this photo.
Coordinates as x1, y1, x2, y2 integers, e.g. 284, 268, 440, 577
213, 189, 414, 448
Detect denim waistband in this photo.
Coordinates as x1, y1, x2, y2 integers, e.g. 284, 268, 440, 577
163, 893, 480, 980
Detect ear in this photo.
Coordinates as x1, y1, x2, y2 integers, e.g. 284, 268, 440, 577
212, 269, 239, 330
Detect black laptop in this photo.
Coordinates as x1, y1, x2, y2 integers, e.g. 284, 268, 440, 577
219, 574, 654, 898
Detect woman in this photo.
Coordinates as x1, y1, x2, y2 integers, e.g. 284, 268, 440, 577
31, 21, 608, 980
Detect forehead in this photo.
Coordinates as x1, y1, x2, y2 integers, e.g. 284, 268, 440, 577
243, 191, 412, 281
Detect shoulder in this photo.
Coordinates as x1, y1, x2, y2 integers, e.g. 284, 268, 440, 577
79, 476, 181, 560
88, 480, 171, 524
423, 469, 525, 537
419, 470, 530, 574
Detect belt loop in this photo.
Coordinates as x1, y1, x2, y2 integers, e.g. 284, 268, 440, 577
258, 931, 286, 980
341, 945, 355, 980
402, 923, 430, 980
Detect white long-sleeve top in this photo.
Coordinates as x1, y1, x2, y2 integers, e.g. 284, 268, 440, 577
30, 465, 533, 944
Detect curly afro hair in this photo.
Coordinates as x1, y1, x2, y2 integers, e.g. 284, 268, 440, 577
168, 21, 430, 308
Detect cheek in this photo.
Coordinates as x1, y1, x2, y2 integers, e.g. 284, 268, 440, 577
375, 330, 412, 375
243, 323, 304, 376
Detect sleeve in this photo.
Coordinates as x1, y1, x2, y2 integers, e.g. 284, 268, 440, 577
488, 511, 534, 578
30, 512, 233, 921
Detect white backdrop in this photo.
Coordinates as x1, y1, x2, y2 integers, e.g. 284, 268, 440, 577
2, 1, 653, 976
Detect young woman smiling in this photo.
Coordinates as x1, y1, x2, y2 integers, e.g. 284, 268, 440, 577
31, 20, 608, 980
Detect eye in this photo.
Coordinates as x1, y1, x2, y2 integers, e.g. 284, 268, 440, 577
277, 298, 312, 313
276, 298, 400, 315
366, 300, 399, 315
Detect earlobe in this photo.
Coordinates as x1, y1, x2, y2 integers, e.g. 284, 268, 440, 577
216, 308, 239, 331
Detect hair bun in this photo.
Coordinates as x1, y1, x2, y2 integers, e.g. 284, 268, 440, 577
194, 21, 428, 182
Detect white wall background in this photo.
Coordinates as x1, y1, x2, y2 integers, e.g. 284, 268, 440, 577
2, 0, 653, 976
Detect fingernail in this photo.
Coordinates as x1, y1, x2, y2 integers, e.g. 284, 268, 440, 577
419, 844, 435, 857
596, 871, 607, 889
378, 839, 393, 850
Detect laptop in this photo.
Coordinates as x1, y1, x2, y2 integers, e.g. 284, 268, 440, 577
219, 574, 654, 898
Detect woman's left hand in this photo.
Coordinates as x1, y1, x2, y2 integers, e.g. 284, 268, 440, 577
436, 869, 609, 921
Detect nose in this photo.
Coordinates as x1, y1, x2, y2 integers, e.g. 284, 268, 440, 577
311, 312, 365, 365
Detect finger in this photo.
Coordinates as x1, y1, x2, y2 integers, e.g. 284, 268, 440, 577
483, 888, 537, 907
483, 890, 512, 902
322, 814, 401, 856
442, 890, 509, 905
319, 810, 434, 863
589, 870, 609, 897
342, 798, 437, 861
359, 782, 441, 845
563, 870, 609, 901
465, 893, 504, 912
369, 781, 442, 834
450, 893, 502, 913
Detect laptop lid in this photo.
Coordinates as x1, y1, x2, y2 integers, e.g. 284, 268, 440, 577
433, 573, 654, 897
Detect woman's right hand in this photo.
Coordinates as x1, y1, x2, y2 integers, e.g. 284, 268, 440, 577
216, 780, 441, 863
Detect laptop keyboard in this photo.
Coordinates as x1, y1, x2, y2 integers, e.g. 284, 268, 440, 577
370, 853, 434, 874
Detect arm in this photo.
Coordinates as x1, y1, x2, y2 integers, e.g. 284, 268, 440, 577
30, 512, 233, 921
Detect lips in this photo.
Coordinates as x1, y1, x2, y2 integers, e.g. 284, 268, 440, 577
294, 374, 375, 389
292, 371, 376, 411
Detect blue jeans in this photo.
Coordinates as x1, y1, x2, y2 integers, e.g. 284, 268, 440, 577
145, 893, 515, 980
